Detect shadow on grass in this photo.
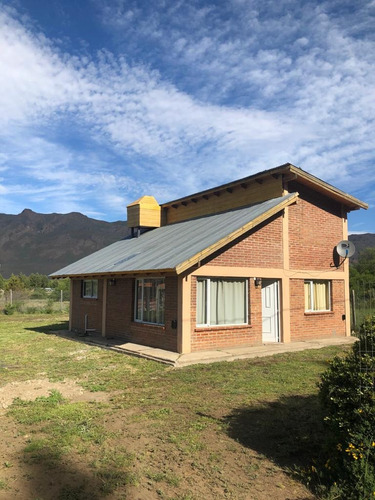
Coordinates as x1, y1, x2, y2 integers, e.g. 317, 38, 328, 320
26, 321, 70, 335
17, 445, 134, 499
221, 394, 325, 480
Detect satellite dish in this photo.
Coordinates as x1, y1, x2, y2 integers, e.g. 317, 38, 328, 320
336, 240, 356, 258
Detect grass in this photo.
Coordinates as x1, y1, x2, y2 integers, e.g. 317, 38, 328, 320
0, 313, 354, 499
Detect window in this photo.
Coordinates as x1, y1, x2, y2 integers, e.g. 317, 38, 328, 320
197, 278, 248, 326
304, 280, 331, 312
82, 279, 98, 298
135, 278, 165, 325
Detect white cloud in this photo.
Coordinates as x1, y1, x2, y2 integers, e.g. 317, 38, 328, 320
0, 1, 374, 226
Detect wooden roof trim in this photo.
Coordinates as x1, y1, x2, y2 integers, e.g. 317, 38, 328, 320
288, 166, 368, 210
161, 163, 291, 208
50, 268, 176, 279
161, 163, 367, 211
175, 193, 299, 275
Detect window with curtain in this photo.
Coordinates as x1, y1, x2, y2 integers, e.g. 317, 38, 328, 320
304, 280, 331, 312
135, 278, 165, 325
197, 278, 248, 326
82, 279, 98, 298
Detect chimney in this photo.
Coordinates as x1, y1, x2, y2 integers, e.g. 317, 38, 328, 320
127, 196, 161, 237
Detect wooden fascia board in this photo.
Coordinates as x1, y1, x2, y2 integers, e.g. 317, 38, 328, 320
161, 162, 367, 211
175, 193, 299, 275
51, 268, 176, 279
289, 166, 368, 210
161, 164, 291, 208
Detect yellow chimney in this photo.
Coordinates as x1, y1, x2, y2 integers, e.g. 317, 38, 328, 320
127, 196, 161, 229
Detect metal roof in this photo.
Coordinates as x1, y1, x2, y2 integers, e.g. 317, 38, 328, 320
50, 193, 297, 278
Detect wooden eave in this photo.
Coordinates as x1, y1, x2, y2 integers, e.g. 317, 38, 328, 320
161, 163, 368, 212
51, 268, 176, 280
287, 165, 368, 211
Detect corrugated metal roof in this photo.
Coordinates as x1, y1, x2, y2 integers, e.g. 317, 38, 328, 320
50, 194, 296, 278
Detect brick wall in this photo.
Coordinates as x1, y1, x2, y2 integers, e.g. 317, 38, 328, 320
72, 275, 179, 352
106, 278, 132, 333
70, 278, 103, 333
205, 214, 283, 268
114, 275, 178, 351
190, 276, 263, 351
289, 278, 346, 340
288, 184, 344, 271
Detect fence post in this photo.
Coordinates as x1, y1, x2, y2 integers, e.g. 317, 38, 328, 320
351, 289, 356, 330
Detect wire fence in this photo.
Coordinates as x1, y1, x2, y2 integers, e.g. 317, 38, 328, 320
0, 289, 69, 315
351, 280, 375, 332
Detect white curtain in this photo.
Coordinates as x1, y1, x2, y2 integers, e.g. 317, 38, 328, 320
305, 281, 329, 311
304, 281, 311, 310
197, 279, 207, 325
198, 278, 246, 325
313, 281, 329, 311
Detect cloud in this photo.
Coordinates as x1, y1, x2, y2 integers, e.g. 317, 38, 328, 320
96, 0, 375, 188
0, 1, 374, 223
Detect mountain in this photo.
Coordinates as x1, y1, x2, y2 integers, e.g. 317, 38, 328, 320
0, 209, 130, 278
0, 209, 373, 278
348, 233, 375, 262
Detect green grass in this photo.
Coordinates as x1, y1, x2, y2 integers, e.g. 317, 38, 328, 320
0, 478, 8, 490
0, 313, 353, 499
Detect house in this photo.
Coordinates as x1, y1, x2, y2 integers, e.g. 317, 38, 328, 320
50, 163, 368, 354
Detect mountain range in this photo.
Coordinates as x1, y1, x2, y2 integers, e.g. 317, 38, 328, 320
0, 209, 130, 278
0, 209, 373, 278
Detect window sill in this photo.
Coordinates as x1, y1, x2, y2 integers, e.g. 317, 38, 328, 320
195, 324, 251, 332
132, 321, 165, 330
304, 311, 333, 316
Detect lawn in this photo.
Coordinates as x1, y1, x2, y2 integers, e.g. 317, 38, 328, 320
0, 314, 351, 499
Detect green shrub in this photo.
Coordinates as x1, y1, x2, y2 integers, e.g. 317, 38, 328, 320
43, 298, 54, 314
30, 288, 47, 299
25, 306, 39, 314
318, 315, 375, 499
3, 303, 16, 315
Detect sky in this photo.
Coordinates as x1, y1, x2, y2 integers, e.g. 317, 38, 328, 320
0, 0, 374, 233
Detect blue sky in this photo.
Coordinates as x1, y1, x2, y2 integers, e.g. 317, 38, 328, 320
0, 0, 374, 233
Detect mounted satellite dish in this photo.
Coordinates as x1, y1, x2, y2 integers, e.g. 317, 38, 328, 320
336, 240, 356, 259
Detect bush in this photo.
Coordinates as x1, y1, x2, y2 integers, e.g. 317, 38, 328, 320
3, 303, 16, 315
43, 298, 54, 314
30, 288, 48, 299
318, 315, 375, 499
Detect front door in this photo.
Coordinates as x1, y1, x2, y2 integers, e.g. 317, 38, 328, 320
262, 279, 280, 342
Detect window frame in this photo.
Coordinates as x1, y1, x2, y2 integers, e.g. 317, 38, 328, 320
304, 279, 331, 312
134, 277, 165, 326
196, 277, 249, 327
82, 279, 98, 299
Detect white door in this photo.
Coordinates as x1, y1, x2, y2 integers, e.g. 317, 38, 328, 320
262, 279, 280, 342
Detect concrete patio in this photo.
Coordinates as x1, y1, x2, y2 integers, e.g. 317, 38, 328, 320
51, 329, 357, 368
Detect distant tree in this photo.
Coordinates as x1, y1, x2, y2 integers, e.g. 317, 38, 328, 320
353, 248, 375, 278
19, 273, 29, 288
350, 248, 375, 288
6, 274, 26, 291
29, 273, 50, 289
51, 278, 70, 300
0, 274, 5, 290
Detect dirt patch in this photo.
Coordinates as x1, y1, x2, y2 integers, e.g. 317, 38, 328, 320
0, 378, 110, 409
0, 382, 317, 500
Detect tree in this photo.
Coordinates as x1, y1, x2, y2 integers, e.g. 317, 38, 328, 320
29, 273, 50, 289
351, 248, 375, 284
5, 274, 26, 291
